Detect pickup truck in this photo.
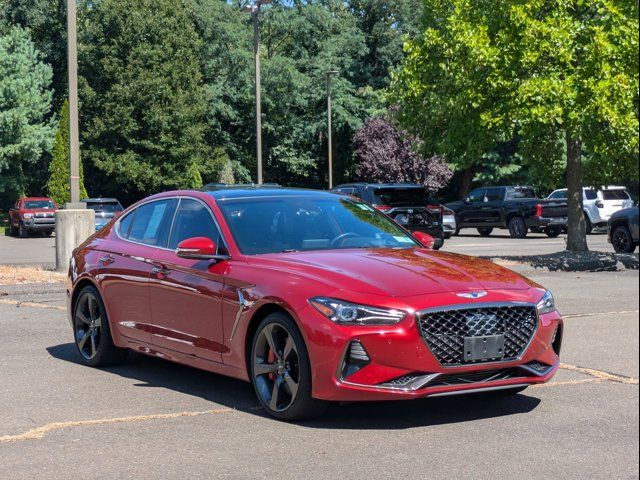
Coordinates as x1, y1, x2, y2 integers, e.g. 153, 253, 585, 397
8, 197, 58, 237
445, 186, 568, 238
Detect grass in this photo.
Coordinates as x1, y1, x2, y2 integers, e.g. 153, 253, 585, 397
0, 265, 65, 285
0, 211, 7, 236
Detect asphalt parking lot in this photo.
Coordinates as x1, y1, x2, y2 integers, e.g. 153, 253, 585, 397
0, 231, 638, 479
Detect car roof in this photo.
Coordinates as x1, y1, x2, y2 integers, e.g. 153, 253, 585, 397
334, 183, 425, 189
201, 185, 339, 201
82, 198, 120, 203
21, 197, 53, 201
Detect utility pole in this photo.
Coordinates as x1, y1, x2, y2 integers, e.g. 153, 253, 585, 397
56, 0, 94, 272
243, 0, 272, 185
67, 0, 81, 205
326, 70, 338, 190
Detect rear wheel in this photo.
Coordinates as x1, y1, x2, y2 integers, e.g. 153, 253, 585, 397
73, 285, 128, 367
507, 217, 528, 238
612, 225, 637, 253
545, 226, 562, 238
477, 227, 493, 237
250, 312, 327, 421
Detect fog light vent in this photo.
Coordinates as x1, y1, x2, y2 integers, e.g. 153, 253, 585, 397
551, 324, 563, 356
526, 361, 550, 373
341, 341, 370, 379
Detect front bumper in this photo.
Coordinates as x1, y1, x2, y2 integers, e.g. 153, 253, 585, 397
302, 299, 563, 402
23, 219, 55, 231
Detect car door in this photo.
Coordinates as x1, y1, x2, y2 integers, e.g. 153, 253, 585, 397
148, 197, 228, 363
458, 188, 486, 226
480, 187, 504, 224
99, 198, 177, 346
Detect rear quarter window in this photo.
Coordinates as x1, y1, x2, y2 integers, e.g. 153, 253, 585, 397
602, 190, 630, 200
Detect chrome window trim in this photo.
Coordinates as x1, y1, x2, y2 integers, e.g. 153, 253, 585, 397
114, 196, 229, 255
415, 301, 540, 369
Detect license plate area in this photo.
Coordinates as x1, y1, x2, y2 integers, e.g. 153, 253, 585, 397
464, 335, 505, 363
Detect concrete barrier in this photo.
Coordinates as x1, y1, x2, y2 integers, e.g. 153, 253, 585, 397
55, 207, 95, 272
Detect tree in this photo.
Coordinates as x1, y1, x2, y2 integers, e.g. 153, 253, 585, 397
353, 117, 453, 191
47, 100, 88, 205
78, 0, 212, 204
0, 25, 55, 206
392, 0, 639, 251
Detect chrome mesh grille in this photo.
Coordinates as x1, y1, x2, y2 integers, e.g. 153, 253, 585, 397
418, 304, 538, 366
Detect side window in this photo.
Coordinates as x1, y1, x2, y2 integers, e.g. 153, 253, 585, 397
584, 190, 597, 200
128, 199, 177, 247
467, 188, 485, 203
168, 199, 224, 252
485, 188, 503, 202
550, 191, 567, 200
117, 210, 136, 239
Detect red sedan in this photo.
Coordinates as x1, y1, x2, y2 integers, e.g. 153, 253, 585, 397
67, 187, 563, 420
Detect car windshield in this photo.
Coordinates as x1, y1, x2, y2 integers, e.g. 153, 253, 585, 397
23, 200, 55, 209
217, 196, 420, 255
372, 187, 436, 206
86, 202, 123, 214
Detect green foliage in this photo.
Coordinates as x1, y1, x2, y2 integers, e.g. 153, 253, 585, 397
0, 25, 55, 206
78, 0, 212, 204
392, 0, 639, 186
46, 100, 88, 205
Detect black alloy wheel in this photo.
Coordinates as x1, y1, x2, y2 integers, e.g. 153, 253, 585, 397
612, 225, 636, 253
508, 217, 528, 239
477, 227, 494, 237
73, 286, 127, 367
251, 313, 327, 421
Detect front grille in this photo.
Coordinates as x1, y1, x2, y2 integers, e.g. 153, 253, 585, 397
428, 368, 522, 387
418, 304, 538, 366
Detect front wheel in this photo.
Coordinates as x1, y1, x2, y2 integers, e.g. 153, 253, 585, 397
612, 225, 637, 253
584, 213, 593, 235
18, 222, 28, 238
73, 285, 128, 367
251, 313, 328, 421
477, 227, 493, 237
508, 217, 528, 238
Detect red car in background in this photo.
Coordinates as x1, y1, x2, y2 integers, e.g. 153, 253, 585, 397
9, 197, 58, 237
67, 186, 563, 420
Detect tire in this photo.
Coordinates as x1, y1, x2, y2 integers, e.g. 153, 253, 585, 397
444, 233, 452, 240
73, 285, 128, 367
9, 223, 17, 236
507, 217, 528, 238
612, 225, 637, 254
250, 312, 328, 421
42, 230, 53, 237
545, 226, 562, 238
477, 227, 493, 237
454, 228, 460, 236
584, 213, 593, 235
18, 222, 28, 238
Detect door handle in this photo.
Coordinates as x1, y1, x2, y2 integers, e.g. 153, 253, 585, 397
152, 263, 171, 277
99, 254, 115, 265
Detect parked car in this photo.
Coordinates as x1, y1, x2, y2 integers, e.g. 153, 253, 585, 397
548, 186, 634, 234
446, 186, 568, 238
67, 186, 563, 420
332, 183, 445, 249
442, 206, 457, 239
82, 198, 124, 231
8, 197, 58, 237
608, 207, 639, 253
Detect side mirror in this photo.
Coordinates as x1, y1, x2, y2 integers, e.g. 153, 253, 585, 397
412, 231, 436, 249
176, 237, 229, 261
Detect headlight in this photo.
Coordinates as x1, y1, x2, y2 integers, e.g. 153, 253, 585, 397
22, 213, 34, 219
537, 290, 556, 315
309, 297, 406, 326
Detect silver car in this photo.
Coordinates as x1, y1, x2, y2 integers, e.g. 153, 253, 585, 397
82, 198, 124, 231
442, 206, 457, 238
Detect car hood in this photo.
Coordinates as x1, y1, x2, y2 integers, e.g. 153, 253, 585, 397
252, 248, 534, 297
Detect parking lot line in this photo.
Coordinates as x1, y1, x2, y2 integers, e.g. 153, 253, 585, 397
559, 363, 639, 385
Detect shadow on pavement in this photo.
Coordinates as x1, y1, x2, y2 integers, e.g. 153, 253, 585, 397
47, 342, 541, 430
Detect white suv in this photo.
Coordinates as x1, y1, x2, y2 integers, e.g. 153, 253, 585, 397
548, 186, 634, 234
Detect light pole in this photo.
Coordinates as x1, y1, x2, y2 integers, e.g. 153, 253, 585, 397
326, 70, 338, 190
67, 0, 81, 205
243, 0, 272, 185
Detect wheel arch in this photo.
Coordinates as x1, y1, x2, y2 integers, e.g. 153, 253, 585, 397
70, 277, 101, 316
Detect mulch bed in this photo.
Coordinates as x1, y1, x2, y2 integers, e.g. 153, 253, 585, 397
485, 251, 639, 272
